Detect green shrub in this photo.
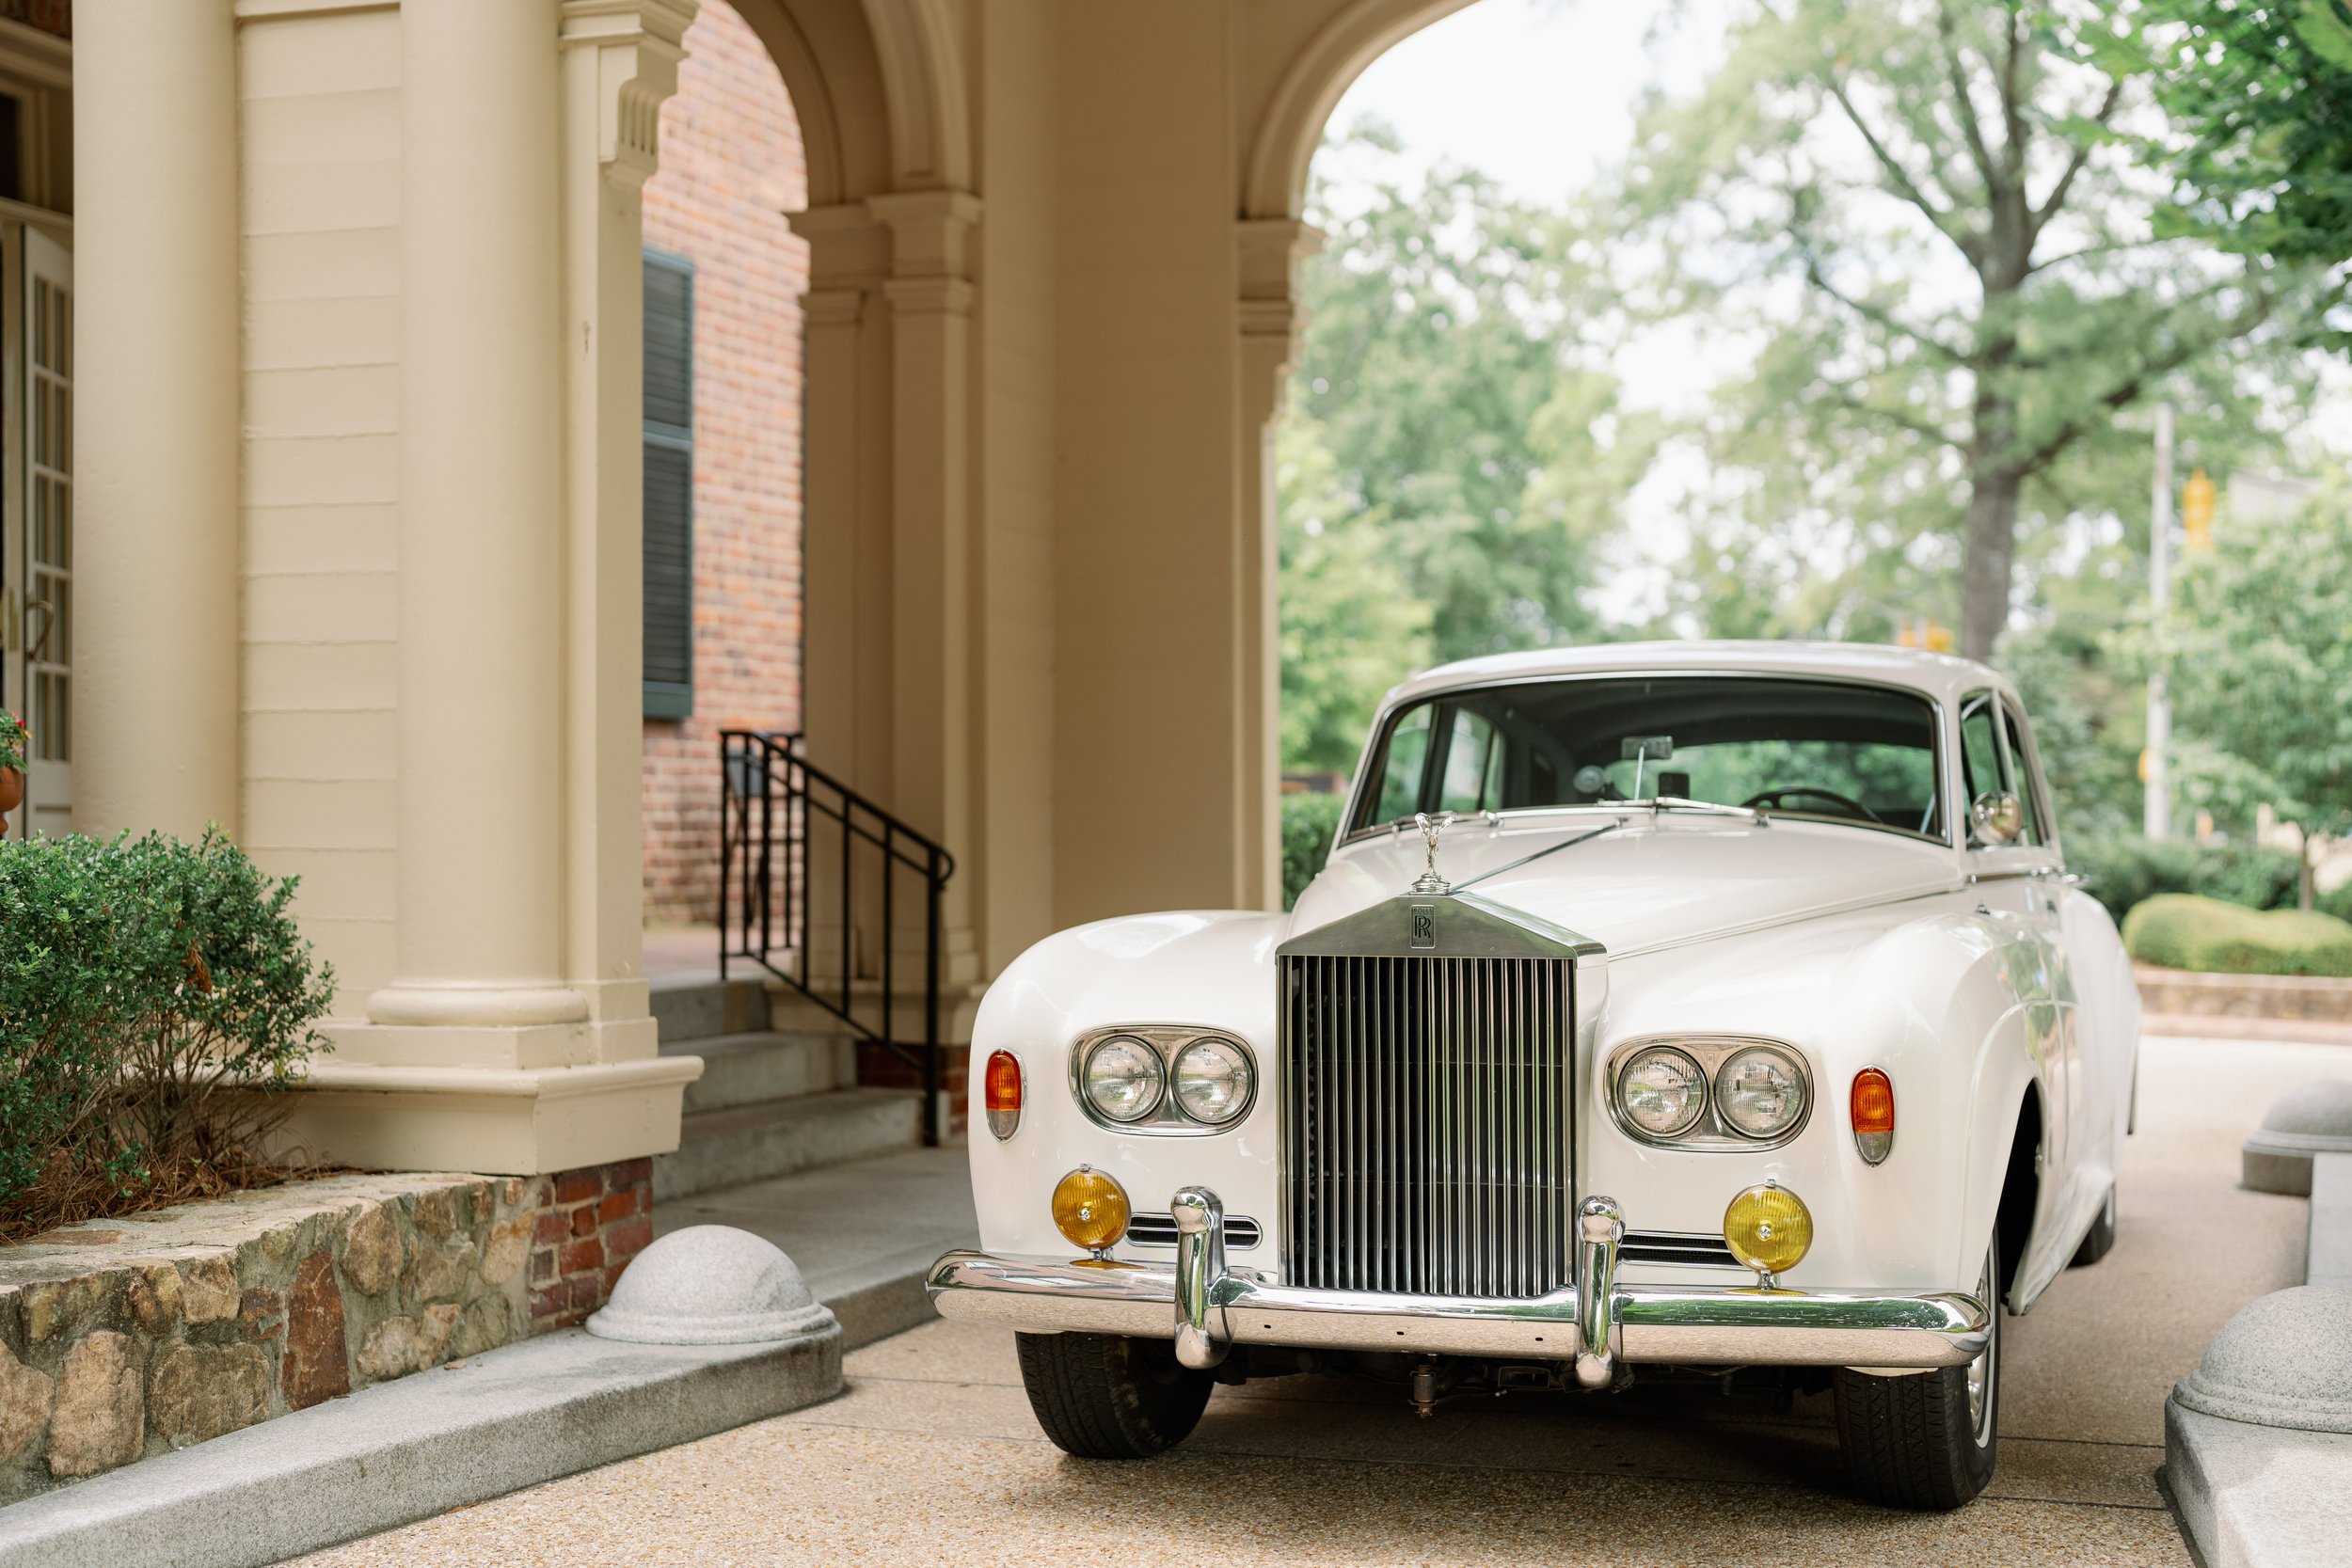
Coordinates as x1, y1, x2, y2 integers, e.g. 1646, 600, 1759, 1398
2063, 833, 2351, 924
2121, 894, 2352, 978
0, 830, 335, 1233
1282, 791, 1347, 910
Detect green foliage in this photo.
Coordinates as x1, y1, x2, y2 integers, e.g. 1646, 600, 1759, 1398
2061, 832, 2352, 924
0, 708, 24, 774
2154, 494, 2352, 847
1278, 126, 1662, 773
2151, 0, 2352, 334
1280, 792, 1347, 911
2122, 892, 2352, 976
1623, 0, 2318, 656
0, 830, 335, 1229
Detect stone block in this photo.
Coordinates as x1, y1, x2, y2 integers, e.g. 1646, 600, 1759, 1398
279, 1254, 348, 1411
2242, 1080, 2352, 1196
236, 1288, 285, 1347
355, 1305, 460, 1383
148, 1344, 267, 1449
444, 1295, 516, 1361
407, 1238, 477, 1305
127, 1266, 183, 1336
2167, 1396, 2352, 1568
340, 1203, 402, 1297
47, 1333, 143, 1478
178, 1260, 240, 1326
0, 1342, 55, 1463
478, 1217, 531, 1286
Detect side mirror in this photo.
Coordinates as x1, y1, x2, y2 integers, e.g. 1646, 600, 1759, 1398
1971, 791, 2026, 847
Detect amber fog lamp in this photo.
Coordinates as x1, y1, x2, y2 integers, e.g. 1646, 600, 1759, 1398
1850, 1068, 1895, 1165
1052, 1166, 1131, 1256
983, 1051, 1024, 1141
1723, 1182, 1813, 1283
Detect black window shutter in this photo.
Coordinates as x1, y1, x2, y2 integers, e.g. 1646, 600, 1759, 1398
643, 249, 694, 719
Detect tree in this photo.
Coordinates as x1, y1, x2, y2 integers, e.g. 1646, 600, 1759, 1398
1628, 0, 2314, 657
2160, 491, 2352, 907
2152, 0, 2352, 322
1277, 125, 1659, 773
1294, 128, 1657, 665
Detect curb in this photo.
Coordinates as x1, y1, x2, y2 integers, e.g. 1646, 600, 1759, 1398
0, 1327, 839, 1568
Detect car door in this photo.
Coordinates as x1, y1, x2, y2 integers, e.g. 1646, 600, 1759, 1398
1998, 699, 2079, 1221
1958, 692, 2069, 1212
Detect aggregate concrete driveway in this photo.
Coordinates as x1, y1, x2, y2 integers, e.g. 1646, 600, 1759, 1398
295, 1034, 2331, 1568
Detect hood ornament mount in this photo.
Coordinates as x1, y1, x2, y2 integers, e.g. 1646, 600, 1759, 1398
1409, 811, 1455, 895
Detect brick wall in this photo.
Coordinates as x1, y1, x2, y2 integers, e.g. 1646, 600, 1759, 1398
640, 0, 808, 925
527, 1157, 655, 1331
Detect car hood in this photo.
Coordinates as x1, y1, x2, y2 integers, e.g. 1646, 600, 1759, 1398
1290, 815, 1962, 958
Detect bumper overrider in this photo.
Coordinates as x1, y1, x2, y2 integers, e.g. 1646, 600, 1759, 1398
928, 1188, 1989, 1386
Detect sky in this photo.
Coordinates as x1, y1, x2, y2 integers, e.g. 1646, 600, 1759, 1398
1310, 0, 2352, 626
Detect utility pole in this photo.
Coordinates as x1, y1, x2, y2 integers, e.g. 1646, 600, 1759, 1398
2145, 403, 2173, 841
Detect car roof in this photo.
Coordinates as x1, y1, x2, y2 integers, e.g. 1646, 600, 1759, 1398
1383, 640, 2015, 714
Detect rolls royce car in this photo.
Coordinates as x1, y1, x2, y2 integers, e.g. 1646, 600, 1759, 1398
929, 641, 2137, 1510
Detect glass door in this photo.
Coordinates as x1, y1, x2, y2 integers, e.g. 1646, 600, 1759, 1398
18, 226, 69, 837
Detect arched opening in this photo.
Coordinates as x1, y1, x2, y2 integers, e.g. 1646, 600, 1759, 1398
638, 0, 812, 944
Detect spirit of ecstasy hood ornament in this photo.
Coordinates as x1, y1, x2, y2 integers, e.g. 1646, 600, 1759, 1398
1409, 811, 1454, 895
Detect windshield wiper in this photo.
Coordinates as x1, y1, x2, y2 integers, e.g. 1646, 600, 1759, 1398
1452, 821, 1623, 890
1631, 796, 1770, 826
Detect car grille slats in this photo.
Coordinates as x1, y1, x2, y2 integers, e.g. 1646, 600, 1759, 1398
1280, 953, 1572, 1299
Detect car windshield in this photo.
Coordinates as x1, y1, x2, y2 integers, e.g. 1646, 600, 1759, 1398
1355, 674, 1946, 842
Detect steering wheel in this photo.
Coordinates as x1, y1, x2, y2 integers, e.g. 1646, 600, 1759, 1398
1741, 786, 1884, 824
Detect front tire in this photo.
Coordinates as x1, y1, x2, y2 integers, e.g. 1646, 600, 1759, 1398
1015, 1332, 1213, 1459
2069, 1183, 2118, 1267
1834, 1232, 2001, 1510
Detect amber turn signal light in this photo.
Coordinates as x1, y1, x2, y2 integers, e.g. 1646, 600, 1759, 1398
1851, 1068, 1894, 1166
984, 1050, 1023, 1141
1053, 1165, 1131, 1256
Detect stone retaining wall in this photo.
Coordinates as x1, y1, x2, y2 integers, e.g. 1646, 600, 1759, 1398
0, 1161, 654, 1503
2137, 965, 2352, 1023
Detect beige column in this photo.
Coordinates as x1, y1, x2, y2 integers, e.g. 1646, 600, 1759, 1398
290, 0, 697, 1175
369, 0, 573, 1032
71, 0, 242, 841
1235, 218, 1323, 911
872, 190, 982, 988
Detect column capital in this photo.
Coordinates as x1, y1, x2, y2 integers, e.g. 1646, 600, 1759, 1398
558, 0, 696, 192
882, 275, 975, 320
804, 286, 867, 327
1236, 216, 1325, 349
868, 189, 983, 281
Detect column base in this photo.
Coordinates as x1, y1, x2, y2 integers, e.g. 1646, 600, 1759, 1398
275, 1056, 703, 1176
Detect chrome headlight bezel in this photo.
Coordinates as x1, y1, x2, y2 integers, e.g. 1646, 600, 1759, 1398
1604, 1034, 1814, 1151
1069, 1025, 1260, 1133
1079, 1035, 1164, 1123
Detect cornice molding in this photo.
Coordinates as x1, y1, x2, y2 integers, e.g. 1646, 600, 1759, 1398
882, 275, 975, 320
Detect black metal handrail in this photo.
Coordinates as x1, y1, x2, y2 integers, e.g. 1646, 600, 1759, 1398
719, 729, 957, 1145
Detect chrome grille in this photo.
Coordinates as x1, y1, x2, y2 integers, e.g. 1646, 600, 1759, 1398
1125, 1212, 1263, 1250
1280, 954, 1572, 1298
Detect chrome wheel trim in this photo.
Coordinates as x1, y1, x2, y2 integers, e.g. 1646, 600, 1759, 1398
1966, 1243, 1998, 1447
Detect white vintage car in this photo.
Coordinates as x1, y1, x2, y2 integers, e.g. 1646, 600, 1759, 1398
930, 641, 2137, 1509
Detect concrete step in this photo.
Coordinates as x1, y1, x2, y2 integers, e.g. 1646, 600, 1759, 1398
648, 974, 768, 1045
666, 1030, 857, 1114
654, 1087, 922, 1201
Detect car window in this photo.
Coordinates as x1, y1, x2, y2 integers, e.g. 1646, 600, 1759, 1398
1373, 704, 1434, 825
1959, 694, 2004, 804
2001, 705, 2048, 847
1437, 708, 1501, 815
1353, 675, 1945, 841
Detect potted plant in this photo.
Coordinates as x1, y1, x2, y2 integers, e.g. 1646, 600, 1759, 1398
0, 709, 26, 815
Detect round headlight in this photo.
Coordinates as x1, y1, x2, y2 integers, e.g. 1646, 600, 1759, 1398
1171, 1037, 1254, 1124
1053, 1166, 1132, 1253
1724, 1182, 1813, 1276
1082, 1035, 1164, 1122
1715, 1046, 1808, 1139
1618, 1046, 1708, 1138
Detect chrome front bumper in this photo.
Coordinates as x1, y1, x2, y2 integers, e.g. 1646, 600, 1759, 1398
928, 1189, 1988, 1385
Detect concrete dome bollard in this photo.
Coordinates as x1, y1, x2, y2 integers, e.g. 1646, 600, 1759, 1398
586, 1226, 840, 1346
2243, 1081, 2352, 1196
2172, 1285, 2352, 1433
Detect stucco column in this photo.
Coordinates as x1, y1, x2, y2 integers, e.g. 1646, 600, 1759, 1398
1235, 218, 1323, 911
71, 0, 241, 840
291, 0, 698, 1175
368, 0, 575, 1031
872, 190, 982, 988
